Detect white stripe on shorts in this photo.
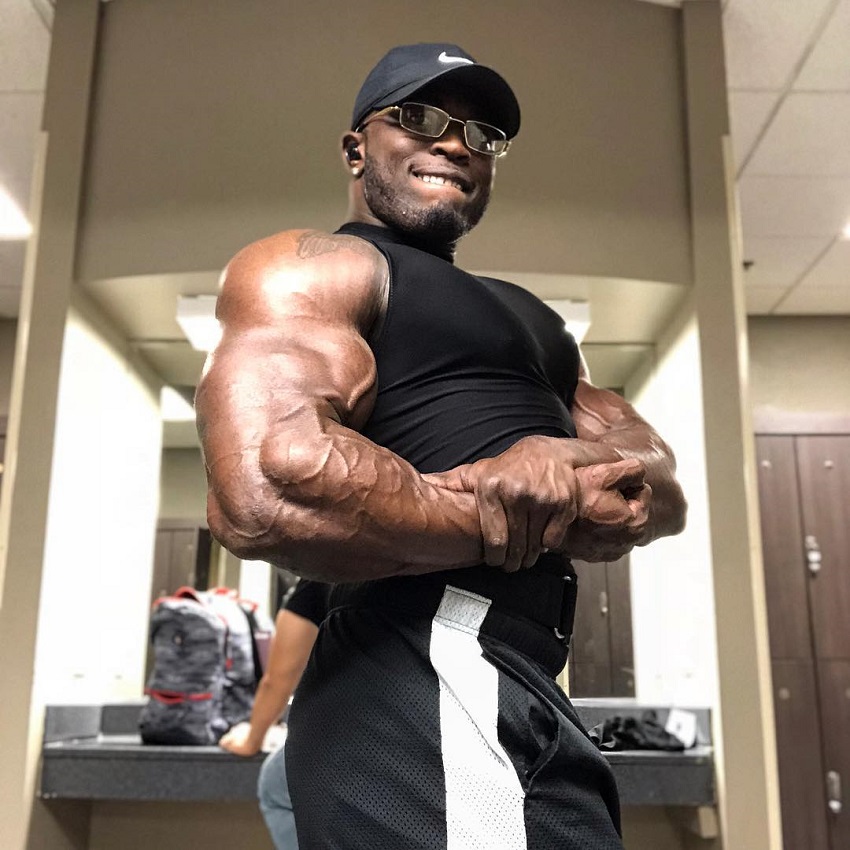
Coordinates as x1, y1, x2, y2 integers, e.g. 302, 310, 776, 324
429, 585, 528, 850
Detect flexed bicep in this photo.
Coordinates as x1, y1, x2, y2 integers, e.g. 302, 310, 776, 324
195, 229, 485, 582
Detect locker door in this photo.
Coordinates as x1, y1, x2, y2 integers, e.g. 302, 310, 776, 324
569, 559, 612, 696
606, 555, 635, 696
818, 660, 850, 849
772, 661, 830, 850
795, 437, 850, 660
755, 436, 812, 659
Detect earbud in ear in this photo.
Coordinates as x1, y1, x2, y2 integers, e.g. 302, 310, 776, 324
346, 142, 362, 163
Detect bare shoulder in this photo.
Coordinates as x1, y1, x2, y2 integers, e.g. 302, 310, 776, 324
218, 229, 387, 332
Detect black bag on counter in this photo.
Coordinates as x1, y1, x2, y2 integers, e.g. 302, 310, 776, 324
139, 587, 262, 745
588, 710, 687, 752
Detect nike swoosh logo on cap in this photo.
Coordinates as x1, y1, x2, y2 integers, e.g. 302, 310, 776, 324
438, 51, 474, 65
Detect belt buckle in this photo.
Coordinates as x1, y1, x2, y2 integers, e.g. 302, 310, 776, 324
554, 573, 577, 642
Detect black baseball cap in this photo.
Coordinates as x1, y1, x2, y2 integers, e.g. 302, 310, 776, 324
351, 43, 521, 139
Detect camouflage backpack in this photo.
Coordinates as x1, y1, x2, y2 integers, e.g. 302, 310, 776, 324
139, 587, 263, 745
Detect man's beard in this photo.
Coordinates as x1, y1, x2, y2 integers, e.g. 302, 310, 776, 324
361, 156, 489, 246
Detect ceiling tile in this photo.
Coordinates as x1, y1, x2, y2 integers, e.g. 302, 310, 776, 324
794, 0, 850, 91
741, 235, 832, 288
774, 284, 850, 313
723, 0, 835, 90
0, 0, 50, 92
728, 91, 780, 170
745, 285, 787, 314
746, 93, 850, 175
738, 175, 850, 237
0, 92, 44, 208
796, 238, 850, 288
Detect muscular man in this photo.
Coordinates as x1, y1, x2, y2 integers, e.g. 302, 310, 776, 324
197, 42, 686, 850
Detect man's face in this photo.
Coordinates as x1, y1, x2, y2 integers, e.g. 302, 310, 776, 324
359, 84, 498, 244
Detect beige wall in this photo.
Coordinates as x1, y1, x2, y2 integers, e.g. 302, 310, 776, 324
159, 447, 206, 521
748, 316, 850, 415
35, 294, 162, 703
0, 319, 17, 416
626, 295, 717, 707
77, 0, 691, 286
88, 802, 272, 850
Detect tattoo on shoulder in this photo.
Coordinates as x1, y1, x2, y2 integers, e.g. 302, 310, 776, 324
295, 230, 374, 260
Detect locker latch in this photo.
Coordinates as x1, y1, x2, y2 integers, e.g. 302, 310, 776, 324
827, 770, 842, 815
805, 535, 822, 576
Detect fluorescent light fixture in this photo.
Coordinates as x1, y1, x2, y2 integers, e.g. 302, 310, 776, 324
842, 222, 850, 240
0, 188, 32, 240
543, 299, 591, 343
176, 295, 221, 351
161, 386, 196, 422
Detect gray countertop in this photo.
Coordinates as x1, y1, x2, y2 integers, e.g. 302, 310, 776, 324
40, 702, 715, 807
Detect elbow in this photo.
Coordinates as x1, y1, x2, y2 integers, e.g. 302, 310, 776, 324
206, 490, 287, 562
206, 492, 356, 581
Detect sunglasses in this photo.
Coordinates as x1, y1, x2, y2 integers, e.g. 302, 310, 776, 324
358, 102, 511, 157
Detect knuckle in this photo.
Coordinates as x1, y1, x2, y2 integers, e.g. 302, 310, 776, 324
481, 474, 501, 494
502, 480, 529, 501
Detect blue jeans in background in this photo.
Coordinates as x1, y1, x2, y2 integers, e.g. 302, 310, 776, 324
258, 745, 299, 850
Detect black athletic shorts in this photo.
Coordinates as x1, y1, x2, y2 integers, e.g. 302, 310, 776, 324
286, 581, 623, 849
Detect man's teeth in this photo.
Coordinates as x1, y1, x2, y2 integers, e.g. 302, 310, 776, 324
416, 174, 464, 191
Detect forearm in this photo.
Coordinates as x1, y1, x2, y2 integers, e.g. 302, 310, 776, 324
243, 673, 300, 749
207, 419, 485, 582
570, 431, 684, 543
570, 383, 687, 543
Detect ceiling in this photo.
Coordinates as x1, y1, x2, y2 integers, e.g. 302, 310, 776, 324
725, 0, 850, 314
0, 0, 847, 430
0, 0, 50, 316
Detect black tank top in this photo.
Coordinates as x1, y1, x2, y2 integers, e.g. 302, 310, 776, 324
334, 222, 580, 624
337, 222, 580, 473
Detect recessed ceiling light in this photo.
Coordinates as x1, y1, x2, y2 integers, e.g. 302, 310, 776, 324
842, 222, 850, 240
0, 188, 32, 240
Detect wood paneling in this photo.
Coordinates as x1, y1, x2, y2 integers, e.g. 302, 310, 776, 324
569, 557, 634, 698
758, 431, 850, 848
771, 660, 830, 850
755, 436, 812, 659
818, 660, 850, 850
569, 663, 612, 698
607, 555, 635, 696
570, 560, 611, 668
796, 436, 850, 659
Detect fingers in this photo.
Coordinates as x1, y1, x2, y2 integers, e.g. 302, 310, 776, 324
465, 449, 653, 569
475, 482, 511, 568
590, 458, 646, 491
518, 494, 580, 569
626, 483, 652, 527
422, 464, 475, 492
541, 501, 575, 551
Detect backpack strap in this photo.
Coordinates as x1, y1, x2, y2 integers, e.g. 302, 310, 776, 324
240, 602, 264, 686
